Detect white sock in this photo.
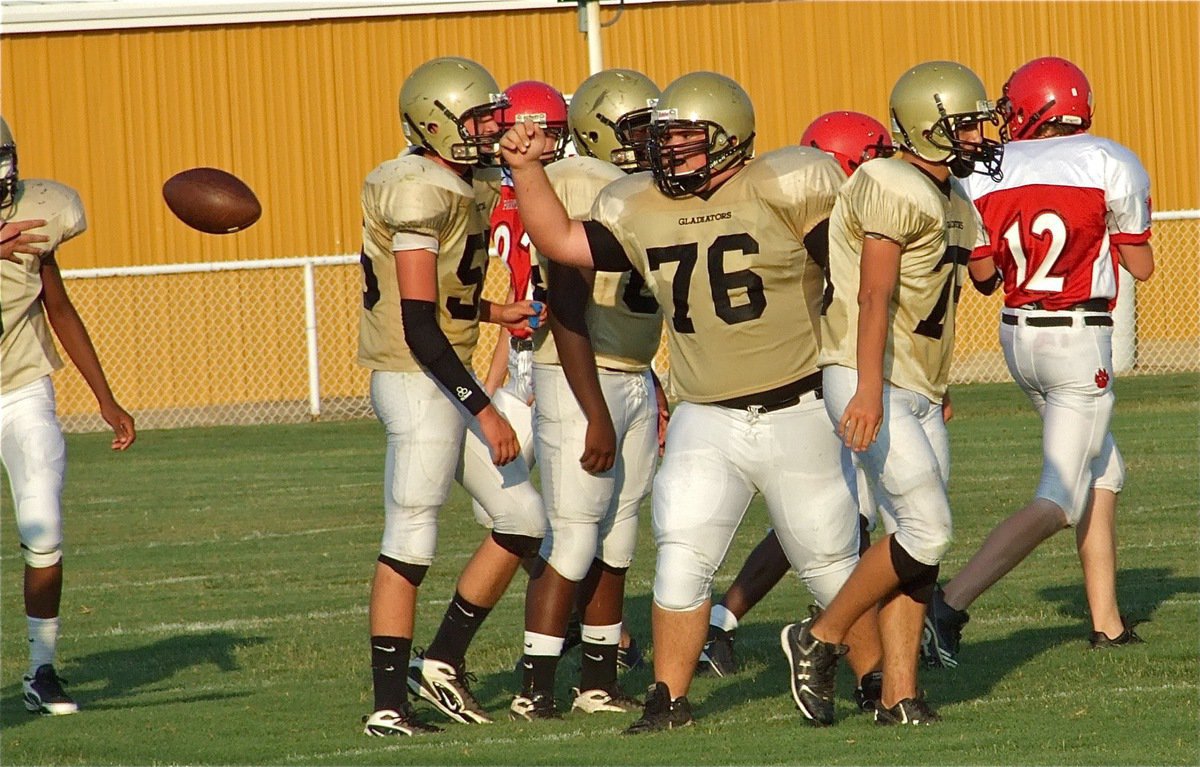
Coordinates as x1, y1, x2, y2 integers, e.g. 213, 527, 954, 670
710, 604, 739, 633
28, 616, 59, 674
523, 631, 566, 658
580, 622, 622, 646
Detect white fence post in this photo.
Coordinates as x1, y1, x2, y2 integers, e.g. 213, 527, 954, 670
303, 260, 321, 418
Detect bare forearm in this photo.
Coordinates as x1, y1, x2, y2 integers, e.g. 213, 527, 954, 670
46, 304, 117, 407
551, 313, 611, 424
1116, 242, 1154, 281
548, 261, 610, 423
484, 328, 511, 394
854, 294, 888, 394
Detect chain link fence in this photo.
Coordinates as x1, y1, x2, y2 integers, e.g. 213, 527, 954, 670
50, 212, 1198, 433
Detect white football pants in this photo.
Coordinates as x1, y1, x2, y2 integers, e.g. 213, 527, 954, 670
823, 365, 953, 566
370, 370, 544, 566
1, 376, 66, 567
533, 364, 657, 582
650, 395, 859, 612
1001, 310, 1124, 524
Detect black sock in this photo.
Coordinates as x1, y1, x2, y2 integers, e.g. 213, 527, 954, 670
371, 636, 411, 712
522, 654, 560, 696
426, 591, 492, 666
579, 640, 618, 691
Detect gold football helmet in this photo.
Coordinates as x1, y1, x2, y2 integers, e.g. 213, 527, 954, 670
399, 57, 505, 166
647, 71, 756, 197
0, 117, 17, 210
889, 61, 1002, 180
567, 68, 660, 171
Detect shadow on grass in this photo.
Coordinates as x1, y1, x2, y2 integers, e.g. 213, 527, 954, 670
923, 566, 1195, 707
1036, 565, 1197, 626
0, 631, 267, 729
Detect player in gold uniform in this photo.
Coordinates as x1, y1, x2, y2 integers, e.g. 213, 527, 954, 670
698, 112, 895, 715
783, 61, 997, 727
357, 58, 546, 736
510, 69, 664, 721
0, 116, 137, 715
502, 71, 879, 733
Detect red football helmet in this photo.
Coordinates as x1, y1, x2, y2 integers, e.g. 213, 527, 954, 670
998, 56, 1094, 142
497, 80, 570, 163
800, 111, 894, 176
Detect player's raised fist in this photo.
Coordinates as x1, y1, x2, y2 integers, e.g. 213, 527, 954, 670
499, 119, 549, 170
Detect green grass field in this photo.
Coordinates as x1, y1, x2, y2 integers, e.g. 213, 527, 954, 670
2, 375, 1197, 765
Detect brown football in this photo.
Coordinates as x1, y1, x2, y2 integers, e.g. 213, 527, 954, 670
162, 167, 261, 234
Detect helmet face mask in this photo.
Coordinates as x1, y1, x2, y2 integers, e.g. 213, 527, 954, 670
399, 57, 506, 168
447, 100, 506, 165
496, 80, 569, 164
924, 98, 1004, 179
646, 72, 756, 198
0, 117, 17, 211
647, 114, 743, 197
889, 61, 1004, 181
609, 107, 655, 169
568, 69, 660, 172
997, 56, 1094, 143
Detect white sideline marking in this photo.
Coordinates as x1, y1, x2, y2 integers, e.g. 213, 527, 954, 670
0, 523, 380, 560
964, 682, 1194, 707
284, 729, 589, 762
80, 607, 367, 638
77, 575, 213, 591
74, 598, 452, 639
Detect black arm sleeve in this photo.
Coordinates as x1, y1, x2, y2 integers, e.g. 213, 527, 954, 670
583, 220, 635, 273
400, 299, 490, 415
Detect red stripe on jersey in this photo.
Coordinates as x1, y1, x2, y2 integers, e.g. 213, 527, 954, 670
490, 184, 535, 339
973, 183, 1120, 310
969, 244, 993, 262
1110, 229, 1152, 245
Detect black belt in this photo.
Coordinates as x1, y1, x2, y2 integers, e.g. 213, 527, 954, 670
1019, 298, 1109, 312
510, 337, 534, 352
714, 372, 823, 412
1002, 314, 1113, 328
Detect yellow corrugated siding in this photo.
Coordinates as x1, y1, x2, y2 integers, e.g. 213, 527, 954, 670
2, 2, 1196, 422
1, 2, 1193, 270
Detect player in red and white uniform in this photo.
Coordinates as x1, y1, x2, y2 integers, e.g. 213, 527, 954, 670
482, 80, 566, 406
923, 57, 1154, 669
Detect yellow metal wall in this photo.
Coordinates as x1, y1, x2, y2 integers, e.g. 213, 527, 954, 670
1, 2, 1194, 269
2, 2, 1196, 421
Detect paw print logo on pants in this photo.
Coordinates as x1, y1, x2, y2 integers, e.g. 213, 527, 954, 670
1094, 368, 1110, 389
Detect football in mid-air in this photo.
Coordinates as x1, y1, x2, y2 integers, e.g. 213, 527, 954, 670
162, 167, 261, 234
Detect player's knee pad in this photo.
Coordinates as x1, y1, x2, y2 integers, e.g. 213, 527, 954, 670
889, 536, 939, 603
542, 522, 600, 582
652, 543, 714, 612
380, 505, 439, 565
491, 531, 543, 559
377, 554, 429, 587
21, 543, 62, 568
